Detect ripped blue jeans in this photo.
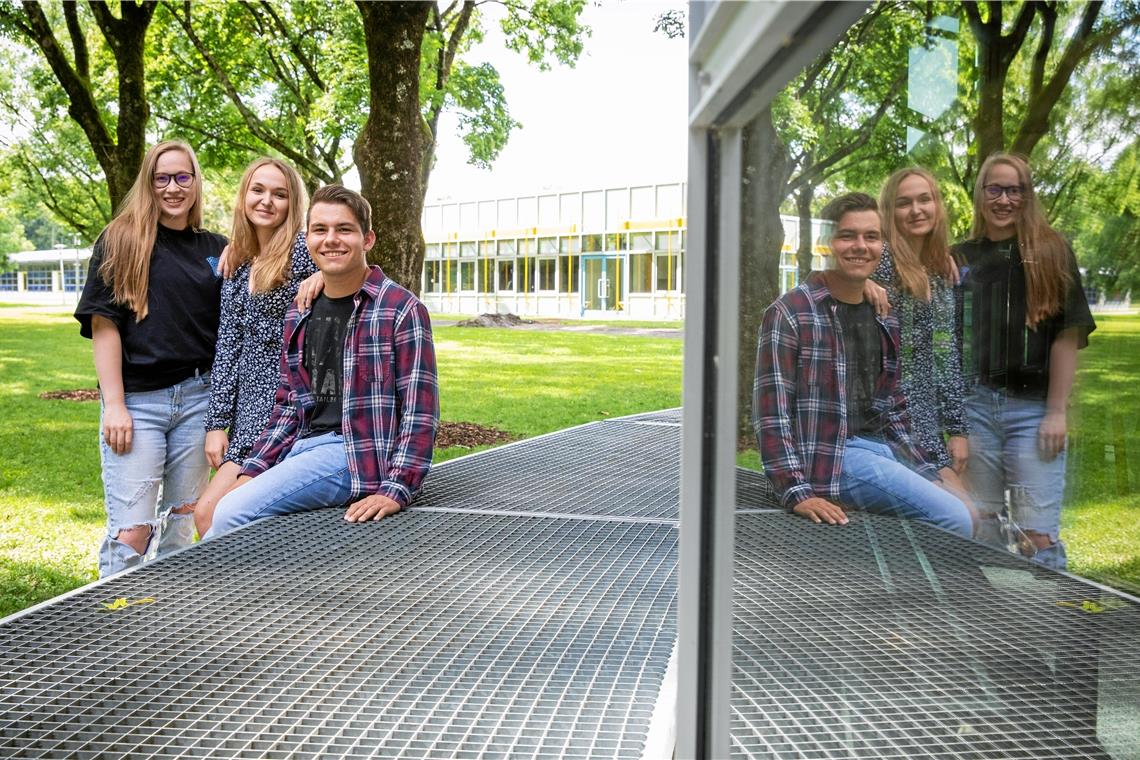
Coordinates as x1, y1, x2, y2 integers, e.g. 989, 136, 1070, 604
98, 373, 211, 577
966, 387, 1068, 570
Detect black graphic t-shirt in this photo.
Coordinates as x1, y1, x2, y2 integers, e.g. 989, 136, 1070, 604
303, 293, 356, 436
954, 237, 1095, 399
836, 299, 882, 437
75, 224, 226, 392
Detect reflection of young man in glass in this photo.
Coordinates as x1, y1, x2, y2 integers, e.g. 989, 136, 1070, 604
753, 193, 973, 536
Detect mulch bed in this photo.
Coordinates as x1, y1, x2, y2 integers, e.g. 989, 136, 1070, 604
437, 421, 517, 448
40, 389, 100, 401
39, 388, 514, 449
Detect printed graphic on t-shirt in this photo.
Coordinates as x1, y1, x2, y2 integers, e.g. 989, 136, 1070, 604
303, 294, 354, 435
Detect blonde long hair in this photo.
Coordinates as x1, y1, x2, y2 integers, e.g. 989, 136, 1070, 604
879, 167, 953, 301
228, 158, 307, 293
98, 141, 204, 320
970, 152, 1071, 327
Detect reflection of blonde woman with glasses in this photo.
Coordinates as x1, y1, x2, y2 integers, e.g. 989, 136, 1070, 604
75, 140, 226, 577
954, 153, 1096, 569
193, 158, 317, 536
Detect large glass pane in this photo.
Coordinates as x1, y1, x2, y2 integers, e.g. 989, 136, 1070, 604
497, 259, 514, 291
459, 261, 474, 292
559, 255, 580, 293
424, 261, 441, 293
709, 4, 1140, 758
656, 254, 679, 292
629, 253, 652, 293
477, 258, 495, 294
517, 256, 536, 294
538, 258, 556, 291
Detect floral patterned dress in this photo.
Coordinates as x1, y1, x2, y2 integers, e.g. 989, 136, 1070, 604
871, 244, 967, 469
205, 233, 317, 465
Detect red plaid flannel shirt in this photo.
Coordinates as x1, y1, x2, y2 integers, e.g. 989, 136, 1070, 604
753, 272, 937, 510
241, 266, 439, 506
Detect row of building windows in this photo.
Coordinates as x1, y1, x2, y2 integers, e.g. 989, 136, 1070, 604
426, 232, 684, 260
423, 252, 684, 296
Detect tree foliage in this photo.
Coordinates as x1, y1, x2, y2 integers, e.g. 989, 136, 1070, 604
0, 1, 156, 212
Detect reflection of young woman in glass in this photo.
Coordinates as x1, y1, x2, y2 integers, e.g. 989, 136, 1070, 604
954, 153, 1095, 569
194, 158, 316, 536
867, 168, 969, 500
75, 140, 226, 576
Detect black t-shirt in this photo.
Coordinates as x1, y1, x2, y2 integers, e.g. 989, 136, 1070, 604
74, 224, 226, 392
303, 293, 356, 436
954, 236, 1095, 398
836, 299, 882, 437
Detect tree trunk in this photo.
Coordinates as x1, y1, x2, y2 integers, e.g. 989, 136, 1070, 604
738, 108, 788, 441
796, 182, 814, 283
354, 1, 432, 294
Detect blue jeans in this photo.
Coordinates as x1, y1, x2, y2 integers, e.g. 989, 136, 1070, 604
99, 372, 211, 577
966, 387, 1068, 570
205, 431, 353, 539
838, 436, 973, 537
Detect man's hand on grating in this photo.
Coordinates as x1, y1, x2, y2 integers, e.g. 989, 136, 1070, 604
345, 493, 402, 523
792, 497, 849, 526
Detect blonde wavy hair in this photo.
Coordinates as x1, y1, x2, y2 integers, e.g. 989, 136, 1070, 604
971, 152, 1071, 327
228, 158, 307, 293
879, 167, 953, 301
98, 141, 204, 320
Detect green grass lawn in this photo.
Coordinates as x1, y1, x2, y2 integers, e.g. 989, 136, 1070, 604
1, 310, 1137, 618
0, 314, 683, 617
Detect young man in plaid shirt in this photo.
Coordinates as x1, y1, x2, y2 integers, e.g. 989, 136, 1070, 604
207, 185, 439, 537
752, 192, 972, 536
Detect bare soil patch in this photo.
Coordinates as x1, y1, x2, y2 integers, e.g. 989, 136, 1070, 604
456, 313, 534, 328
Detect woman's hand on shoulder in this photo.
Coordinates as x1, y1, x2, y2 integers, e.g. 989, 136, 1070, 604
863, 279, 890, 317
217, 244, 236, 279
295, 271, 325, 310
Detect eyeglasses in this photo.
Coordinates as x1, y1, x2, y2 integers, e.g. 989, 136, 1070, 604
153, 172, 195, 189
983, 183, 1024, 201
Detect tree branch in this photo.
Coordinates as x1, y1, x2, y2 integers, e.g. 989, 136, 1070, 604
1029, 2, 1057, 101
62, 2, 90, 82
254, 0, 327, 92
162, 0, 333, 182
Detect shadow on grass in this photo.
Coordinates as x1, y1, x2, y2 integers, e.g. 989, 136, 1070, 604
0, 558, 95, 619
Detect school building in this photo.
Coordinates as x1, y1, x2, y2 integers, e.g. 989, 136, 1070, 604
1, 182, 832, 315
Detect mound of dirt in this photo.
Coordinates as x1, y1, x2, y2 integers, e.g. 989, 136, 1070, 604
437, 421, 517, 448
40, 388, 100, 401
455, 313, 534, 328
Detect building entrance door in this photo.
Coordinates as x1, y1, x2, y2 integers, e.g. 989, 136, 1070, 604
581, 255, 623, 316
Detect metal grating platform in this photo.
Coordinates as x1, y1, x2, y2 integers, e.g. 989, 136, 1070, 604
418, 418, 779, 519
730, 511, 1140, 759
5, 409, 1137, 758
0, 511, 677, 759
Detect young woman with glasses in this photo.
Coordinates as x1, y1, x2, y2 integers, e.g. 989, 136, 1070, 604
75, 140, 226, 577
192, 158, 317, 537
953, 152, 1096, 569
865, 168, 972, 516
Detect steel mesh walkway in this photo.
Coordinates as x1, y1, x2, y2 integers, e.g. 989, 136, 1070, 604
2, 409, 1137, 758
0, 512, 676, 758
730, 512, 1140, 759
